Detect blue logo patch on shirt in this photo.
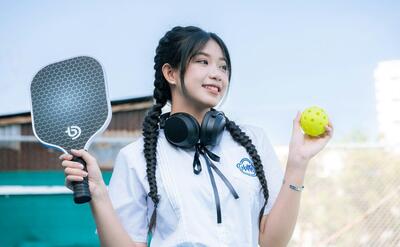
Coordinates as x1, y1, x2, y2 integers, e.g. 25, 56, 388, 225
236, 158, 256, 177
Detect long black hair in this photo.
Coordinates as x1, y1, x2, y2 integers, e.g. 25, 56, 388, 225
142, 26, 269, 232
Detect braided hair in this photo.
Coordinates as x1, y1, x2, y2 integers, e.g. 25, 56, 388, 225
143, 26, 269, 233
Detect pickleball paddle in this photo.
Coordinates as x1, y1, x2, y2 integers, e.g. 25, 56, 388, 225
30, 56, 112, 204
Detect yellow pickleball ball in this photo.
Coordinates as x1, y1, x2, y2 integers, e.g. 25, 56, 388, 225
300, 106, 329, 137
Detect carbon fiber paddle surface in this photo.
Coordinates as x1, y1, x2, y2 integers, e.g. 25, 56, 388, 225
31, 56, 111, 152
30, 56, 111, 203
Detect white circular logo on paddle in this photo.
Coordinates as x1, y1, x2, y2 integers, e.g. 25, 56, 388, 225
65, 125, 81, 140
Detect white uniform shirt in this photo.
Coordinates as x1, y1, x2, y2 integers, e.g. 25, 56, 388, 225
108, 124, 284, 247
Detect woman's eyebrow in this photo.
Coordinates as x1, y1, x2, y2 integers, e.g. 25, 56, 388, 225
194, 52, 227, 62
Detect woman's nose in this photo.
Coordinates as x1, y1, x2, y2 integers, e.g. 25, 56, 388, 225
208, 66, 222, 81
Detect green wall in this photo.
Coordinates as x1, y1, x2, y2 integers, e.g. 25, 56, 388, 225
0, 171, 112, 247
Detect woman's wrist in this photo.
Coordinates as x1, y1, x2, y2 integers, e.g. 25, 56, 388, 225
282, 179, 305, 192
90, 181, 109, 202
288, 151, 310, 165
284, 159, 308, 187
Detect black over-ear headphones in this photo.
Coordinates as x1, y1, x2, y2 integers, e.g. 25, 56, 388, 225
160, 109, 226, 148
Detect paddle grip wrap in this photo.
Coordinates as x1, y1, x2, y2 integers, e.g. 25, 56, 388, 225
71, 156, 92, 204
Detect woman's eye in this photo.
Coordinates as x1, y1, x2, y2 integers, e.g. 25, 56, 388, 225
220, 65, 227, 71
196, 60, 208, 64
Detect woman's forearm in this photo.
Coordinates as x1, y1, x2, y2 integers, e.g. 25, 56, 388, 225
89, 183, 137, 247
260, 158, 308, 247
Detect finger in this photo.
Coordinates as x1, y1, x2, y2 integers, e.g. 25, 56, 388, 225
59, 153, 73, 160
292, 111, 302, 132
293, 111, 301, 123
65, 179, 73, 190
319, 132, 330, 139
318, 128, 332, 139
325, 125, 334, 136
61, 160, 85, 169
70, 149, 95, 164
64, 167, 88, 177
66, 175, 84, 182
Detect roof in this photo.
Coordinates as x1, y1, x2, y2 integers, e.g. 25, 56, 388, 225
0, 96, 152, 126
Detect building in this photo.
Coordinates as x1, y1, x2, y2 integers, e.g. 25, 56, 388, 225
374, 60, 400, 146
0, 96, 152, 171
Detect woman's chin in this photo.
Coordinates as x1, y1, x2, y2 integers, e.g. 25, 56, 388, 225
189, 95, 221, 110
200, 100, 219, 109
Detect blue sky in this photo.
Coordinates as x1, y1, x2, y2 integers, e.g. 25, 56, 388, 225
0, 1, 399, 144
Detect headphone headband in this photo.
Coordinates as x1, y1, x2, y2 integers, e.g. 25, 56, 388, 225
160, 110, 226, 148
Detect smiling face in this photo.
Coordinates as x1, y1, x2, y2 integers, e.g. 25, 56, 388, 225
183, 39, 229, 108
167, 39, 230, 114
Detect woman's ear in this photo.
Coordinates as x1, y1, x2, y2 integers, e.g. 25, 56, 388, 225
162, 63, 179, 86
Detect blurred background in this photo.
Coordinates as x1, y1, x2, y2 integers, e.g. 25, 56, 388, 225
0, 1, 399, 246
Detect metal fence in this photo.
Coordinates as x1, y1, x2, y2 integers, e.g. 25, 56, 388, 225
273, 144, 400, 247
1, 137, 399, 246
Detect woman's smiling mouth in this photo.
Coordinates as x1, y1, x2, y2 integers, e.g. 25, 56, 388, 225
202, 84, 220, 95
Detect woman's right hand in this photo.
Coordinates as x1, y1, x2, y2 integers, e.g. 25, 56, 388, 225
60, 149, 106, 199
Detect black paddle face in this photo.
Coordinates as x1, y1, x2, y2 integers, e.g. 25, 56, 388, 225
30, 56, 111, 153
30, 56, 111, 204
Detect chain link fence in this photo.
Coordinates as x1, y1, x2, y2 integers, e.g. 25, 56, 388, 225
273, 144, 400, 247
1, 135, 399, 246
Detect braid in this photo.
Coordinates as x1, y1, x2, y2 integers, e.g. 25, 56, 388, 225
143, 40, 170, 232
143, 102, 163, 232
225, 117, 270, 228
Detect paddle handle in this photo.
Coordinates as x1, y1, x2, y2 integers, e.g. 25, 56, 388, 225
71, 156, 92, 204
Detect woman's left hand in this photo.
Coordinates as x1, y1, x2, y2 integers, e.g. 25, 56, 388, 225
287, 111, 334, 169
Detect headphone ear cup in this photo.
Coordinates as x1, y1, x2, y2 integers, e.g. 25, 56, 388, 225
159, 112, 170, 129
164, 112, 200, 148
200, 111, 226, 146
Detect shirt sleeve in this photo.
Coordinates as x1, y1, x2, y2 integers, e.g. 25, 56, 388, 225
259, 128, 284, 215
245, 125, 284, 215
107, 150, 149, 243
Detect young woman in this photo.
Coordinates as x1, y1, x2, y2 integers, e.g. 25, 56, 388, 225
61, 26, 333, 247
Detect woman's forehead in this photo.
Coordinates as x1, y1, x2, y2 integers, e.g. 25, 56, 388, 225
194, 40, 226, 61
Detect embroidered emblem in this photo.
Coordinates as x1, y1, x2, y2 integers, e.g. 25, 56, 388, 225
236, 158, 256, 177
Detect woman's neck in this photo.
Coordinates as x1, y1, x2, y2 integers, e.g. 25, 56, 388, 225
170, 104, 210, 124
